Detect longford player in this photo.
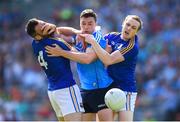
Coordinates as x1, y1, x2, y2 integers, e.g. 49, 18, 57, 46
25, 18, 84, 121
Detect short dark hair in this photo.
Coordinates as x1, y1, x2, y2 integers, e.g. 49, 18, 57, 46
80, 9, 97, 22
25, 18, 38, 37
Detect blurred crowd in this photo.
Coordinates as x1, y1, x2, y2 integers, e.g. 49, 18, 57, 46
0, 0, 179, 121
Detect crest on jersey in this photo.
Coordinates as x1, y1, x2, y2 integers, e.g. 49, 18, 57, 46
111, 41, 115, 46
114, 43, 123, 50
117, 44, 123, 50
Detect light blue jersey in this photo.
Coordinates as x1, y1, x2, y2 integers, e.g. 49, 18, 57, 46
75, 31, 113, 90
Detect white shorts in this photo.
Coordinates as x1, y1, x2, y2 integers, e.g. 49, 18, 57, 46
48, 84, 85, 117
116, 92, 137, 112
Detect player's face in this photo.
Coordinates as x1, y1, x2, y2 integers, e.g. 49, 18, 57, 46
80, 17, 96, 34
121, 18, 140, 40
34, 20, 46, 36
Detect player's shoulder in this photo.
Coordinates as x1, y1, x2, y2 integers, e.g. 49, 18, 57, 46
104, 32, 121, 40
110, 32, 121, 35
93, 30, 103, 39
105, 32, 121, 37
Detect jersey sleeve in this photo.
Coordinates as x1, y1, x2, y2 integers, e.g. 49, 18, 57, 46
104, 32, 120, 45
90, 31, 106, 49
104, 33, 111, 45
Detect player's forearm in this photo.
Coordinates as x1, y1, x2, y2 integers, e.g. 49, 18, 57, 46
57, 27, 80, 36
91, 41, 116, 65
61, 50, 94, 64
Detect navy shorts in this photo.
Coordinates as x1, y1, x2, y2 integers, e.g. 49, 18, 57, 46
80, 82, 116, 113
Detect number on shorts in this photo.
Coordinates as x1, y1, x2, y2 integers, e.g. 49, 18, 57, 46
38, 51, 48, 69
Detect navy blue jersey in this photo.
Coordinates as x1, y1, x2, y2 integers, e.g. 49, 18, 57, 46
32, 37, 76, 91
104, 32, 139, 92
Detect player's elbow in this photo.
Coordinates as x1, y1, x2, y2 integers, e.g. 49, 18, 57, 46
104, 57, 125, 66
83, 58, 93, 64
82, 56, 95, 64
104, 60, 114, 66
103, 56, 118, 65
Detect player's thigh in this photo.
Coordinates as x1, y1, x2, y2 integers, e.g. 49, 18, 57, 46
119, 111, 134, 121
96, 84, 114, 121
64, 112, 82, 121
48, 91, 63, 118
81, 89, 108, 112
81, 90, 98, 113
50, 84, 84, 117
82, 113, 96, 121
116, 92, 137, 112
97, 108, 113, 121
118, 92, 137, 121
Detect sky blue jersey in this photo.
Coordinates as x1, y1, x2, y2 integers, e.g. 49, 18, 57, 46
75, 31, 113, 90
104, 32, 139, 92
32, 37, 76, 91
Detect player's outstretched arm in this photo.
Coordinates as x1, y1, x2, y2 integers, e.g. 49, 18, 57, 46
45, 44, 97, 64
57, 27, 81, 36
81, 34, 125, 65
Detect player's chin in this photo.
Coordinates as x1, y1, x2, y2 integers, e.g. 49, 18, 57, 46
123, 33, 131, 40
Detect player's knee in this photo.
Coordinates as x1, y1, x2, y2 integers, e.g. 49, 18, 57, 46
119, 111, 134, 121
57, 116, 64, 121
97, 108, 113, 121
64, 112, 82, 121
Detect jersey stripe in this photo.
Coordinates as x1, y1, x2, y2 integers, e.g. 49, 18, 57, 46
120, 38, 135, 55
94, 32, 101, 43
69, 86, 80, 112
72, 86, 80, 112
125, 92, 131, 111
50, 37, 72, 49
129, 93, 131, 111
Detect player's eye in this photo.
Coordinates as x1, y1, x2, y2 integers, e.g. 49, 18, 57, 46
132, 26, 137, 30
126, 23, 130, 26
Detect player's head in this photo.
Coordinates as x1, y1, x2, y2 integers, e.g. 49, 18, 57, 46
80, 9, 97, 34
121, 15, 143, 40
25, 18, 47, 40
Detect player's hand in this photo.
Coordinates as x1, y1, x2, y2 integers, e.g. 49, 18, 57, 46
45, 44, 63, 57
79, 34, 95, 44
76, 34, 85, 43
41, 23, 56, 36
75, 34, 87, 49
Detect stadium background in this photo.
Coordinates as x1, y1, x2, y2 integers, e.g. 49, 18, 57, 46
0, 0, 179, 121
